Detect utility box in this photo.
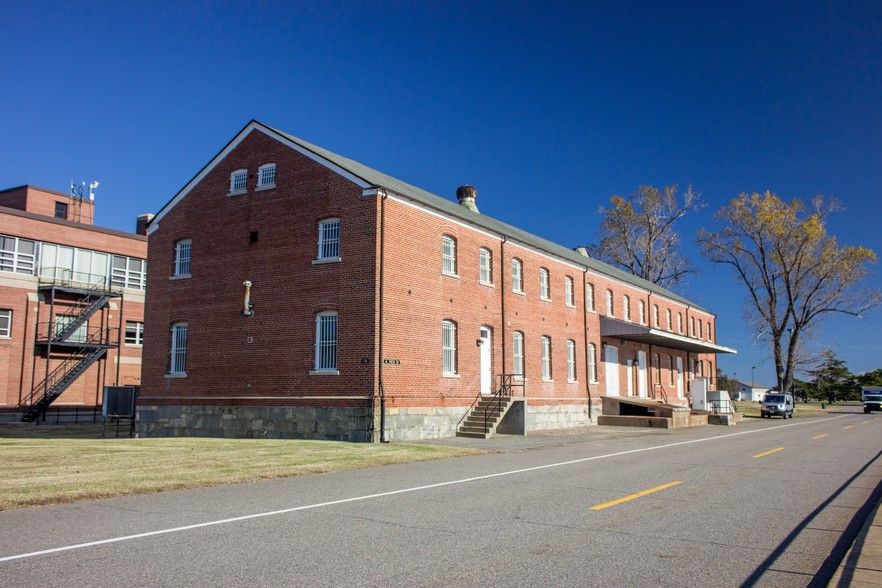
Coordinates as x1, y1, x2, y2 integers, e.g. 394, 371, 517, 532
691, 378, 709, 411
103, 386, 139, 418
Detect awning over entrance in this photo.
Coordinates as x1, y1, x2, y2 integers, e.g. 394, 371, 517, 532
599, 316, 737, 355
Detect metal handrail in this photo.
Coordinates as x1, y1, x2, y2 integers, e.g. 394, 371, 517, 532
484, 374, 525, 432
653, 383, 669, 405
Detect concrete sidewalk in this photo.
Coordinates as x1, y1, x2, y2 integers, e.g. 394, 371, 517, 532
829, 498, 882, 586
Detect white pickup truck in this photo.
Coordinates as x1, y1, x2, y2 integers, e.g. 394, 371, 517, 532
862, 387, 882, 414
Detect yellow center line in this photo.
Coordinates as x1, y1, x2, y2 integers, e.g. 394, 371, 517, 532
753, 447, 785, 459
813, 434, 828, 440
843, 425, 854, 430
591, 481, 683, 511
861, 421, 869, 425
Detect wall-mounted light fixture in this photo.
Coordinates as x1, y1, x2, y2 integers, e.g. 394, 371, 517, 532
242, 280, 254, 316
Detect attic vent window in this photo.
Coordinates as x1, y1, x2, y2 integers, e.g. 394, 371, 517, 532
257, 164, 276, 189
230, 170, 247, 194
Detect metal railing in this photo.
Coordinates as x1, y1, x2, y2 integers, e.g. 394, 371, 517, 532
36, 323, 119, 346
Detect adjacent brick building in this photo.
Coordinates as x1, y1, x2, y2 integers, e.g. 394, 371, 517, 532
0, 185, 148, 421
137, 120, 735, 441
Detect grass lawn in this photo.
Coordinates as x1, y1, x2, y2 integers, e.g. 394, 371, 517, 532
734, 400, 861, 418
0, 424, 484, 512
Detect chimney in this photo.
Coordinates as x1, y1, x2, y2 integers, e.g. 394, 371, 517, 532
456, 185, 479, 213
136, 213, 154, 236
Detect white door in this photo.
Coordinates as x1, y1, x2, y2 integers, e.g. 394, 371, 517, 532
676, 357, 684, 398
480, 326, 492, 394
637, 351, 647, 398
626, 360, 634, 396
605, 345, 619, 396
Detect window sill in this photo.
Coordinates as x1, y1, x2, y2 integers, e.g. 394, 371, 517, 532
586, 308, 596, 314
479, 281, 495, 288
540, 297, 552, 303
442, 372, 460, 379
512, 290, 526, 296
442, 271, 459, 279
542, 378, 554, 383
124, 343, 143, 348
228, 189, 247, 197
568, 379, 578, 384
565, 303, 576, 309
309, 369, 340, 376
169, 273, 191, 281
165, 372, 187, 379
312, 257, 342, 265
255, 184, 276, 192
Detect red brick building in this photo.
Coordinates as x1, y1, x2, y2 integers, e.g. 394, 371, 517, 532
0, 185, 148, 421
138, 121, 734, 441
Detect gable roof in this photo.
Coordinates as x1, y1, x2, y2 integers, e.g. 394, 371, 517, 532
151, 120, 712, 313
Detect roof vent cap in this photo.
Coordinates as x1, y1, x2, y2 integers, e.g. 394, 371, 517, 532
456, 185, 479, 213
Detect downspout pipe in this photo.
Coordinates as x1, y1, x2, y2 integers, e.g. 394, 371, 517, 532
500, 237, 507, 377
378, 190, 388, 442
582, 269, 592, 419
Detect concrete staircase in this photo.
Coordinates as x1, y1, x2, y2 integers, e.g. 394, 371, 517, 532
457, 396, 514, 438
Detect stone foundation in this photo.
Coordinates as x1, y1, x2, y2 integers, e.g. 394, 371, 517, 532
526, 403, 595, 431
136, 405, 374, 442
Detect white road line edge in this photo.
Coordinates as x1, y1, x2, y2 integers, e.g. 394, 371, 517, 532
0, 414, 849, 563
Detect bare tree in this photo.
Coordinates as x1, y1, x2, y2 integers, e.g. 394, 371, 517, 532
588, 184, 701, 289
697, 192, 880, 393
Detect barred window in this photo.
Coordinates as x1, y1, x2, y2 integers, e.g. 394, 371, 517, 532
174, 240, 191, 276
170, 323, 188, 374
257, 163, 276, 188
230, 169, 247, 193
442, 236, 457, 275
442, 320, 457, 374
315, 312, 338, 371
318, 219, 340, 260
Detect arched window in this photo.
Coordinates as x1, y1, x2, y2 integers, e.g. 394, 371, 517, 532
623, 295, 631, 321
586, 282, 595, 311
541, 336, 552, 380
565, 276, 574, 306
539, 268, 550, 300
442, 236, 457, 275
512, 331, 524, 376
606, 289, 614, 317
442, 320, 457, 374
479, 248, 492, 284
639, 300, 646, 324
315, 312, 338, 372
257, 163, 276, 188
588, 343, 597, 382
230, 169, 247, 193
511, 259, 523, 292
566, 340, 576, 382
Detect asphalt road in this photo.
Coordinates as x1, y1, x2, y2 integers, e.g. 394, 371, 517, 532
1, 411, 880, 587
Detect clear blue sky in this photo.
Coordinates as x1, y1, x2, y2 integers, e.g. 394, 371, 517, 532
3, 1, 881, 387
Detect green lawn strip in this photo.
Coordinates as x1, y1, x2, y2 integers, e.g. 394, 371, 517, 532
734, 400, 859, 418
0, 429, 484, 511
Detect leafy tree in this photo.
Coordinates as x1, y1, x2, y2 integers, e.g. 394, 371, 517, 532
588, 184, 702, 289
808, 350, 856, 402
697, 192, 880, 394
856, 369, 882, 388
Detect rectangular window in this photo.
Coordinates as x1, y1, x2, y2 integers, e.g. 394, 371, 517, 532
442, 236, 456, 275
678, 313, 683, 334
586, 282, 595, 311
54, 202, 68, 219
479, 248, 492, 284
318, 219, 340, 259
257, 164, 276, 188
0, 309, 11, 338
653, 305, 660, 328
442, 320, 457, 374
174, 241, 191, 276
0, 235, 36, 275
512, 259, 523, 292
606, 290, 614, 317
125, 321, 144, 346
230, 170, 247, 193
623, 296, 631, 321
666, 309, 672, 331
639, 301, 646, 325
112, 255, 146, 289
55, 314, 87, 343
315, 312, 338, 371
588, 343, 597, 382
170, 323, 188, 374
513, 332, 524, 376
541, 336, 552, 380
565, 276, 574, 306
668, 356, 675, 386
566, 340, 576, 382
539, 268, 550, 300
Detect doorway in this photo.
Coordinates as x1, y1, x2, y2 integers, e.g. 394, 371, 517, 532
480, 326, 492, 395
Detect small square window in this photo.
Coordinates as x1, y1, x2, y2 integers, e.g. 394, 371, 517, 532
0, 309, 11, 337
125, 321, 144, 346
54, 202, 68, 219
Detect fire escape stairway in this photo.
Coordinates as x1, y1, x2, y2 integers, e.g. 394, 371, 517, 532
21, 277, 119, 422
21, 346, 108, 422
